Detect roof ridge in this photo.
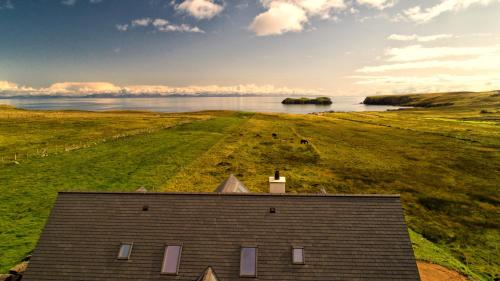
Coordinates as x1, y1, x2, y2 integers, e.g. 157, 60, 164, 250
57, 191, 401, 197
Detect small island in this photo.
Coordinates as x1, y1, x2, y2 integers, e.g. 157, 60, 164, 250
282, 97, 332, 105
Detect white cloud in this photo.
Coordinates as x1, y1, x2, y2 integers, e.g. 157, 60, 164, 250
152, 19, 169, 27
352, 32, 500, 93
383, 44, 497, 62
117, 18, 204, 33
357, 55, 500, 73
131, 18, 152, 27
174, 0, 224, 20
0, 81, 17, 91
356, 44, 500, 73
0, 81, 36, 94
153, 19, 204, 33
294, 0, 346, 17
351, 74, 500, 93
0, 81, 320, 96
124, 84, 319, 95
44, 82, 121, 95
387, 34, 453, 42
115, 24, 129, 31
356, 0, 396, 9
61, 0, 77, 6
402, 0, 500, 23
158, 24, 204, 33
250, 2, 308, 36
250, 0, 347, 36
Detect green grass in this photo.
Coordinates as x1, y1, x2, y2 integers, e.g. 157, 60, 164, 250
0, 93, 498, 279
0, 110, 251, 272
410, 229, 482, 280
0, 105, 211, 161
363, 90, 500, 109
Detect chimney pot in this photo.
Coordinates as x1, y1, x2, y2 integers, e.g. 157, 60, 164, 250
274, 170, 280, 180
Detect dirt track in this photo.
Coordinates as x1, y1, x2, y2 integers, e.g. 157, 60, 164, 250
417, 261, 468, 281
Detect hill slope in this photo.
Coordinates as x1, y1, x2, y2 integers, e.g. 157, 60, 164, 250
363, 90, 500, 109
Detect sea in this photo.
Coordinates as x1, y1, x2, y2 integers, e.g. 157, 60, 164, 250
0, 96, 403, 114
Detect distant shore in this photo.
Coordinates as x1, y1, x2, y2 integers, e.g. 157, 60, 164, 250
0, 93, 318, 99
0, 96, 403, 114
363, 90, 500, 108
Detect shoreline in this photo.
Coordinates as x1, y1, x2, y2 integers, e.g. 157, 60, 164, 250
0, 96, 404, 114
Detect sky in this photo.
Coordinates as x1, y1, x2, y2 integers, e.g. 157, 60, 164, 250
1, 0, 500, 96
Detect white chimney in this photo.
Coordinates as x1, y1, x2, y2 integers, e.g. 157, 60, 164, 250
269, 170, 286, 193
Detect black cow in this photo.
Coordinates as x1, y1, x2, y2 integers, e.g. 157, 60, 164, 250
300, 139, 309, 144
272, 133, 277, 138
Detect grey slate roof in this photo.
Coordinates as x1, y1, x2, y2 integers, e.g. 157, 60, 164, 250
214, 174, 249, 193
24, 192, 420, 281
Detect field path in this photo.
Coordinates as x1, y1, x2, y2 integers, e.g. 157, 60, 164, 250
417, 262, 468, 281
287, 125, 322, 158
159, 112, 255, 192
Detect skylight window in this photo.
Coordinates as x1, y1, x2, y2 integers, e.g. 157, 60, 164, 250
240, 247, 257, 277
117, 243, 133, 260
161, 245, 182, 275
292, 247, 305, 264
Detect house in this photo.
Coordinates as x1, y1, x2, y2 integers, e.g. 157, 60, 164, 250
23, 173, 420, 280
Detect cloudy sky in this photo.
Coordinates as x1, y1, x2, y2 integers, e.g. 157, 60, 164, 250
1, 0, 500, 96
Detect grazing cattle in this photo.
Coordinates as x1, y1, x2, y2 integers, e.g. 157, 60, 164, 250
256, 134, 261, 137
301, 139, 309, 144
272, 133, 277, 138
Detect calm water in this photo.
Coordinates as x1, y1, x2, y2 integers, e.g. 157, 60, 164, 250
0, 96, 402, 114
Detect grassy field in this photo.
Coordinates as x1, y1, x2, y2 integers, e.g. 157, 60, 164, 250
0, 92, 498, 279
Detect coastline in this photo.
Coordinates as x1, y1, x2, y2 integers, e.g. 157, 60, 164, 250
0, 96, 403, 114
